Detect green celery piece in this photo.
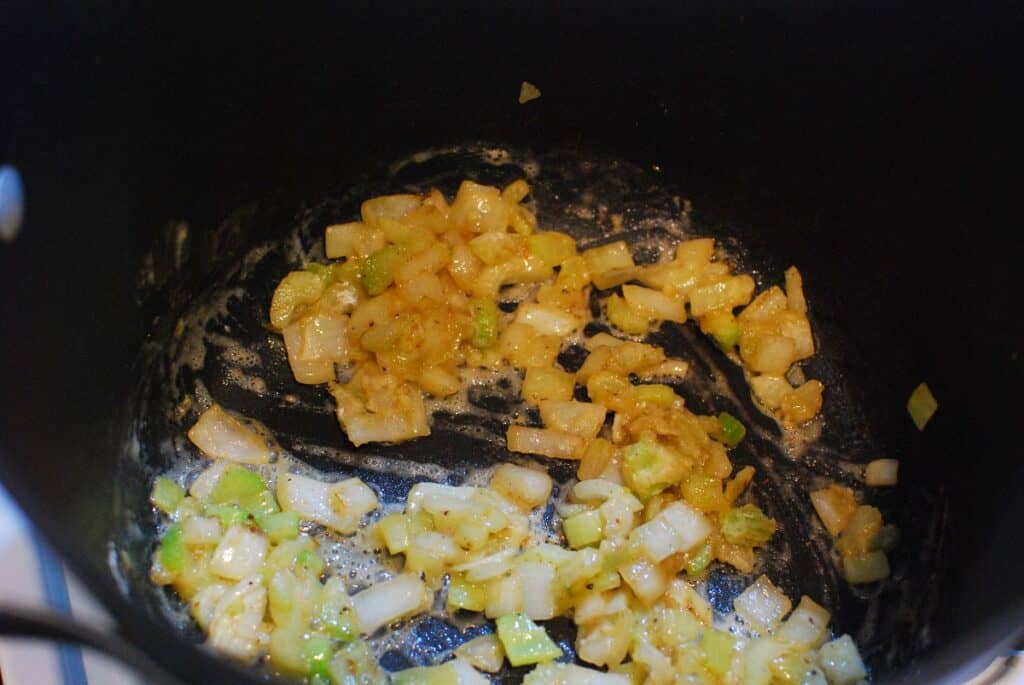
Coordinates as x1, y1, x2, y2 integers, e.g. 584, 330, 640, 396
305, 263, 332, 281
470, 299, 499, 349
204, 503, 249, 528
621, 437, 687, 500
700, 628, 737, 676
331, 258, 363, 287
447, 575, 488, 613
362, 245, 407, 296
721, 504, 777, 546
843, 551, 890, 584
562, 510, 604, 549
685, 542, 714, 576
210, 468, 266, 506
496, 613, 563, 667
297, 549, 326, 577
258, 511, 300, 543
158, 524, 186, 574
150, 476, 184, 515
246, 488, 281, 518
210, 468, 279, 516
869, 524, 900, 553
703, 311, 740, 349
716, 412, 746, 447
303, 634, 333, 681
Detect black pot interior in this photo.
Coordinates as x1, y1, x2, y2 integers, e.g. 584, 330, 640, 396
1, 3, 1021, 684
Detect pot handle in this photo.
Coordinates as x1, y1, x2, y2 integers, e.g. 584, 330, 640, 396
0, 605, 183, 685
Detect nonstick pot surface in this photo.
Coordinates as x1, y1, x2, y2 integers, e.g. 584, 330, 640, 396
124, 146, 945, 681
1, 3, 1022, 685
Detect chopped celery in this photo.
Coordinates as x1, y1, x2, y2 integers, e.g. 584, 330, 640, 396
700, 310, 741, 349
716, 412, 746, 448
151, 476, 185, 515
447, 575, 488, 613
606, 294, 650, 335
721, 504, 777, 546
304, 634, 333, 681
842, 551, 890, 584
562, 509, 604, 549
635, 384, 676, 407
245, 488, 281, 518
622, 437, 687, 500
158, 524, 186, 574
304, 262, 332, 280
470, 299, 500, 349
258, 511, 300, 543
204, 503, 248, 528
360, 316, 412, 352
210, 468, 266, 507
495, 613, 563, 666
700, 628, 737, 675
907, 382, 938, 431
363, 244, 407, 296
331, 258, 363, 287
685, 542, 714, 576
297, 550, 326, 577
870, 524, 900, 553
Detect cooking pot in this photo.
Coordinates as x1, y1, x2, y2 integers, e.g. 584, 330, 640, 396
1, 2, 1021, 684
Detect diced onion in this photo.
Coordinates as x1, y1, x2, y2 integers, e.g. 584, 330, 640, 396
865, 459, 899, 487
187, 404, 273, 465
507, 425, 585, 460
210, 526, 268, 580
276, 473, 378, 535
733, 575, 793, 634
490, 463, 553, 510
539, 400, 607, 438
352, 573, 433, 634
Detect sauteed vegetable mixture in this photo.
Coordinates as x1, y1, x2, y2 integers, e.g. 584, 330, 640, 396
150, 179, 898, 684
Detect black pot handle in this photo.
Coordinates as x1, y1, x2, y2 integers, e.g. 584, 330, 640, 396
0, 605, 183, 685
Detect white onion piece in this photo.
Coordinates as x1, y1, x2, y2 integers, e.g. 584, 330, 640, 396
776, 595, 831, 647
190, 582, 229, 631
524, 662, 630, 685
210, 526, 268, 580
276, 473, 378, 535
539, 400, 607, 439
181, 516, 222, 545
489, 464, 552, 510
514, 561, 558, 620
818, 635, 869, 685
189, 461, 229, 502
351, 573, 433, 634
622, 284, 686, 323
628, 502, 711, 562
206, 575, 267, 661
514, 302, 582, 336
733, 575, 793, 634
187, 404, 273, 464
865, 459, 899, 487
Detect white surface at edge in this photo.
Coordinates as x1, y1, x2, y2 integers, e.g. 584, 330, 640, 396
0, 484, 1019, 684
